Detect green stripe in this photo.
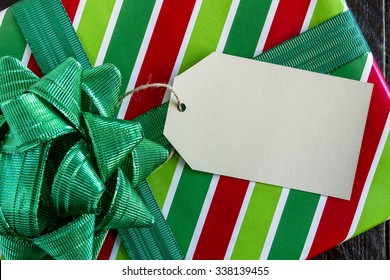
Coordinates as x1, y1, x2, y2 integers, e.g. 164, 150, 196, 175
267, 191, 320, 260
216, 0, 277, 259
165, 0, 234, 256
263, 7, 367, 259
330, 54, 370, 235
148, 154, 180, 208
178, 0, 233, 73
103, 0, 155, 95
231, 183, 282, 259
76, 0, 116, 66
309, 0, 345, 29
223, 0, 273, 58
266, 55, 368, 260
351, 49, 384, 232
166, 164, 213, 256
115, 242, 130, 260
0, 9, 26, 59
355, 131, 390, 236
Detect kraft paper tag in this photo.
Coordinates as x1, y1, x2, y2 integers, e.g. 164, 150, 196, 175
164, 52, 373, 200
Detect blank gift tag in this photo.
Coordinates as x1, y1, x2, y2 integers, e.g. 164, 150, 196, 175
164, 52, 373, 200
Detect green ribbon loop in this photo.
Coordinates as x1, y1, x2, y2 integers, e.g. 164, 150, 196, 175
1, 93, 76, 152
96, 168, 154, 231
31, 214, 96, 260
83, 112, 143, 183
0, 56, 38, 103
0, 143, 55, 237
0, 235, 47, 260
124, 139, 170, 187
28, 58, 84, 133
2, 0, 371, 260
82, 64, 121, 118
52, 140, 105, 217
0, 55, 170, 259
7, 0, 183, 261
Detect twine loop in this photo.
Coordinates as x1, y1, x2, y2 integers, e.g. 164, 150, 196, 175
121, 83, 186, 112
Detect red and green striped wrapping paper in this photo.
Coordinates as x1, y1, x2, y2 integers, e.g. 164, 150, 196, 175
1, 0, 389, 260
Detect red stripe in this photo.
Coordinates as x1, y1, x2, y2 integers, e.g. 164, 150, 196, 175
27, 56, 42, 77
61, 0, 122, 259
62, 0, 120, 260
192, 0, 312, 260
263, 0, 311, 51
97, 230, 117, 260
124, 0, 196, 120
61, 0, 80, 21
20, 0, 117, 260
308, 60, 390, 258
192, 177, 249, 260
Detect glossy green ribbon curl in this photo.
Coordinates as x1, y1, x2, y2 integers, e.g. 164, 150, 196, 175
0, 56, 169, 259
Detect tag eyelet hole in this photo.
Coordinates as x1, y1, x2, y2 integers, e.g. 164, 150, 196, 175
178, 103, 186, 112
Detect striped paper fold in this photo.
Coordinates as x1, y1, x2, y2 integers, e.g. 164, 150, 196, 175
0, 0, 389, 260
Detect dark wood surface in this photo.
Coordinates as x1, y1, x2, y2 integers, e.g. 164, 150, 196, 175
314, 0, 389, 260
0, 0, 19, 11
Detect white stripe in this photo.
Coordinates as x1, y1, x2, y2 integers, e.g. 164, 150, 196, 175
124, 0, 163, 92
300, 54, 375, 255
360, 53, 373, 83
165, 1, 240, 258
162, 0, 203, 103
94, 0, 123, 66
347, 113, 390, 240
72, 0, 86, 30
300, 0, 317, 33
343, 1, 349, 12
185, 175, 219, 260
109, 234, 122, 260
161, 157, 185, 218
21, 45, 32, 66
253, 0, 280, 56
259, 187, 289, 259
117, 0, 163, 119
166, 2, 240, 251
299, 195, 327, 259
224, 181, 255, 260
345, 53, 380, 240
0, 8, 7, 27
162, 0, 239, 103
215, 0, 240, 52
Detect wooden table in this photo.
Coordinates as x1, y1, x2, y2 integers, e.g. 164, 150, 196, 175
314, 0, 389, 260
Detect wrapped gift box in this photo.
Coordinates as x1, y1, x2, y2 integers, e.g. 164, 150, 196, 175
0, 0, 389, 259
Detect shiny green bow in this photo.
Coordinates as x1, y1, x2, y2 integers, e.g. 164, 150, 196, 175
0, 56, 169, 259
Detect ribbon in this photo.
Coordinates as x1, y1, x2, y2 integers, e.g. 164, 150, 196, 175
0, 56, 169, 259
254, 10, 370, 74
